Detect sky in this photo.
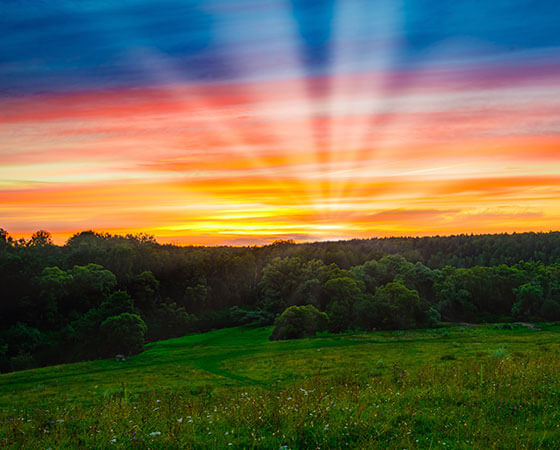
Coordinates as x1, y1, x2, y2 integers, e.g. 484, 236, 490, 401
1, 0, 559, 245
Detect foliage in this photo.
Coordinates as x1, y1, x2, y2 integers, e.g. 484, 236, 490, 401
2, 229, 560, 371
147, 302, 198, 340
270, 305, 328, 340
99, 313, 147, 355
323, 277, 362, 332
372, 282, 426, 330
1, 323, 42, 356
229, 306, 275, 326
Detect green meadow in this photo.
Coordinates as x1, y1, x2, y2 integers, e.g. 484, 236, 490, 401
2, 323, 560, 448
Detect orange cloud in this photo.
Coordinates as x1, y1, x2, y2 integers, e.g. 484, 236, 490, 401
1, 66, 559, 245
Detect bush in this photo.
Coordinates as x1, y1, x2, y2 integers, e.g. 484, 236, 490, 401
2, 323, 42, 355
270, 305, 328, 340
100, 313, 147, 355
230, 306, 275, 326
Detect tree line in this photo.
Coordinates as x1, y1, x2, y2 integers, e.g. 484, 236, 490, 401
1, 229, 559, 371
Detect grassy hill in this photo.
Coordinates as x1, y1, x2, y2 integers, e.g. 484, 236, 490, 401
2, 324, 560, 448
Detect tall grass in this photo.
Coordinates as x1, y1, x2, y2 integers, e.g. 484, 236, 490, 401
2, 352, 560, 448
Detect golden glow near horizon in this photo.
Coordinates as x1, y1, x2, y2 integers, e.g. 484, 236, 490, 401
1, 79, 560, 245
1, 2, 560, 245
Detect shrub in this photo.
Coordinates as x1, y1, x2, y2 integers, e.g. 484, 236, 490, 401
2, 323, 42, 354
230, 306, 275, 326
270, 305, 328, 340
100, 313, 147, 355
426, 307, 441, 327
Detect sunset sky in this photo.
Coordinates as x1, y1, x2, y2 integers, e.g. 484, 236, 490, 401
1, 0, 559, 245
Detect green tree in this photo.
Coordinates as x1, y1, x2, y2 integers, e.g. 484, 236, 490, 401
37, 266, 73, 326
259, 257, 324, 314
371, 282, 425, 330
324, 277, 362, 332
512, 282, 544, 319
270, 305, 328, 340
71, 264, 117, 311
99, 290, 137, 317
100, 313, 147, 355
149, 302, 198, 340
183, 283, 208, 311
130, 271, 160, 312
352, 255, 415, 294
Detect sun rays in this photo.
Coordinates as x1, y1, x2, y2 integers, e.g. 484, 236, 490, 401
0, 0, 559, 244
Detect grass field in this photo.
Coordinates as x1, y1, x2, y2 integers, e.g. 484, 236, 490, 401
2, 323, 560, 448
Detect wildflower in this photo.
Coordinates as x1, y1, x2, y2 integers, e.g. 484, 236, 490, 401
177, 418, 183, 423
110, 438, 117, 443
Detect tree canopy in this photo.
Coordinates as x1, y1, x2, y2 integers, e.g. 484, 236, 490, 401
1, 229, 560, 371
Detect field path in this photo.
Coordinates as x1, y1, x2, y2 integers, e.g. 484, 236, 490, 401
2, 323, 559, 407
192, 349, 264, 385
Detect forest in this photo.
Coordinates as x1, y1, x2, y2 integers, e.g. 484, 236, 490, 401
1, 228, 560, 372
